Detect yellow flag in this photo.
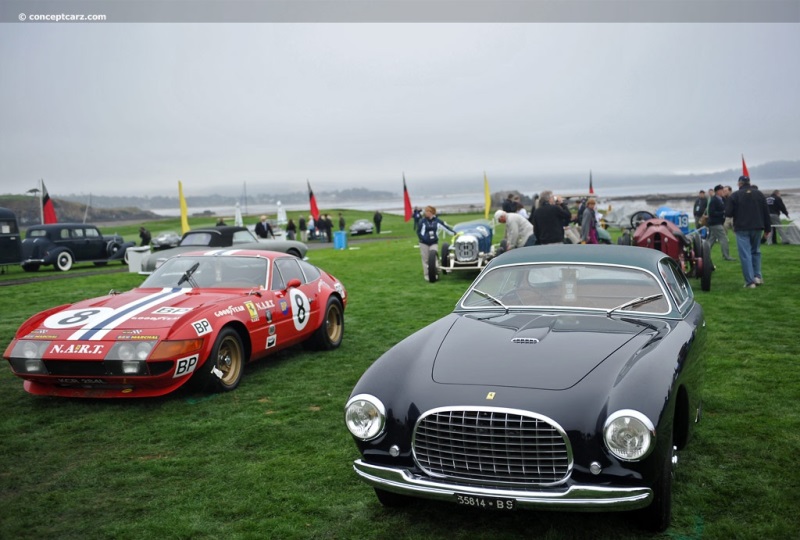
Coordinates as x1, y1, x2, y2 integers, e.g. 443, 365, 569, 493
178, 181, 190, 235
483, 172, 491, 220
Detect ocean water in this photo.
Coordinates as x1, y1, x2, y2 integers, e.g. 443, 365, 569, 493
151, 178, 800, 220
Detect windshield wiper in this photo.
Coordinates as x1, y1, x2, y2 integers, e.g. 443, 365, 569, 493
471, 288, 509, 313
177, 262, 200, 288
607, 293, 664, 317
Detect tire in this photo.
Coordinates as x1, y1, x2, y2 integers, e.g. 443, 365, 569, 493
22, 263, 40, 272
374, 488, 412, 508
637, 434, 674, 532
700, 239, 713, 292
192, 328, 245, 393
309, 296, 344, 350
630, 211, 655, 230
55, 251, 73, 272
106, 241, 121, 257
440, 242, 450, 271
427, 250, 439, 283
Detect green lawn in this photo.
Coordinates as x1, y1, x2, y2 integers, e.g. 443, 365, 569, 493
1, 212, 798, 539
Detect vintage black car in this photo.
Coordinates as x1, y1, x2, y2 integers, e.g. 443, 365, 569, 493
345, 245, 705, 532
20, 223, 135, 272
0, 207, 21, 269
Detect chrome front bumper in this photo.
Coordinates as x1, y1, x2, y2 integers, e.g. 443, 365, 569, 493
353, 460, 652, 511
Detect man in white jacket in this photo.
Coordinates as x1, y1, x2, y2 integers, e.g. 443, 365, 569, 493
495, 210, 535, 250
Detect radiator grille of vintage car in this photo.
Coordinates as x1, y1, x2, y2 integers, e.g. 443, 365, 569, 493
454, 236, 479, 262
413, 407, 572, 488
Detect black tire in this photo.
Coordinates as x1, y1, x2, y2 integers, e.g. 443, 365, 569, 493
374, 488, 412, 508
309, 296, 344, 350
440, 242, 450, 271
192, 328, 245, 393
630, 211, 656, 230
55, 251, 73, 272
427, 250, 439, 283
637, 434, 674, 532
22, 263, 40, 272
106, 241, 121, 257
700, 240, 713, 292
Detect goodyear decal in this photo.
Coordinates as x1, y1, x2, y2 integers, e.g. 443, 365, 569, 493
44, 288, 186, 341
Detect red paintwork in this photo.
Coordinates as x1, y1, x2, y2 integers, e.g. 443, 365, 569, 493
3, 250, 346, 398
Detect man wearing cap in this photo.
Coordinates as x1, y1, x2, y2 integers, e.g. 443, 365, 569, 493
706, 185, 734, 261
495, 209, 535, 250
725, 176, 771, 288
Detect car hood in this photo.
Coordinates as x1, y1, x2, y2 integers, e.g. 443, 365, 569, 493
38, 288, 247, 338
432, 313, 647, 390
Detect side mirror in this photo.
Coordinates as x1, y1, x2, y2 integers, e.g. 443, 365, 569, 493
285, 278, 302, 291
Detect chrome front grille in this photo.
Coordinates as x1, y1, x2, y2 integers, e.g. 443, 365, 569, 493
454, 237, 478, 262
413, 407, 572, 488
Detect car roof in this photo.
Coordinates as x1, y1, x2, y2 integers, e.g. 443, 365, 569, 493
174, 249, 295, 261
486, 244, 669, 271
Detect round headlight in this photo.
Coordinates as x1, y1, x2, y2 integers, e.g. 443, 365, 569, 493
345, 394, 386, 441
117, 343, 136, 361
135, 342, 154, 360
603, 409, 656, 461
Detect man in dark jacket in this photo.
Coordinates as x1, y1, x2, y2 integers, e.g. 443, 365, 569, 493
532, 190, 572, 245
693, 190, 708, 226
766, 190, 790, 244
725, 176, 772, 288
706, 185, 733, 260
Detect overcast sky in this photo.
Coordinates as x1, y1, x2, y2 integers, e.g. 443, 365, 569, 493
1, 22, 798, 196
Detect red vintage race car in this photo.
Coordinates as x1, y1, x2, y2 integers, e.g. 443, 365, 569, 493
3, 250, 346, 398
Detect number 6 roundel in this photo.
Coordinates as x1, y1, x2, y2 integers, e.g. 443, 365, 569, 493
288, 288, 310, 331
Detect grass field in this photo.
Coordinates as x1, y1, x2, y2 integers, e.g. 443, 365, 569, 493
1, 211, 799, 539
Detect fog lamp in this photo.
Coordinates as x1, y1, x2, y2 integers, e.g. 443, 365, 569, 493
121, 360, 144, 375
25, 358, 46, 373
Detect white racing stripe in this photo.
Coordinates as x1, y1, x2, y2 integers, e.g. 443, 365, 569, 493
67, 288, 188, 341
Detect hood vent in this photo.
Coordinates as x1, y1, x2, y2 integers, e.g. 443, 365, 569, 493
511, 337, 540, 344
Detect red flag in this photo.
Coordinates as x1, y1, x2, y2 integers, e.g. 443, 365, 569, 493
403, 174, 412, 222
589, 170, 594, 195
741, 154, 749, 178
41, 180, 58, 224
307, 180, 320, 221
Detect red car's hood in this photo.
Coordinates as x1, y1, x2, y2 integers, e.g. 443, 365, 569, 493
36, 287, 245, 340
432, 313, 647, 390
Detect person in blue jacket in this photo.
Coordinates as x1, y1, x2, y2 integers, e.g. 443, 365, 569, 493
417, 205, 455, 282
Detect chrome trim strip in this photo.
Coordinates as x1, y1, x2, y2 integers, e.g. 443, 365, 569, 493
353, 460, 652, 511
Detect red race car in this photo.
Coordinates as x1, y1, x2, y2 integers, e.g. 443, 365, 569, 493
4, 250, 346, 398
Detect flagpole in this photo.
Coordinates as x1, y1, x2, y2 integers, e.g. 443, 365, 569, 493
39, 179, 44, 224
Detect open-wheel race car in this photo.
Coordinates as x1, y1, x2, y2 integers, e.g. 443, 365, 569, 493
431, 219, 496, 282
623, 211, 713, 292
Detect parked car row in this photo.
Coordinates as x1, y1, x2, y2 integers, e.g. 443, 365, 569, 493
3, 213, 706, 532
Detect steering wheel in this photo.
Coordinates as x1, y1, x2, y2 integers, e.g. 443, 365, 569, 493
630, 211, 656, 230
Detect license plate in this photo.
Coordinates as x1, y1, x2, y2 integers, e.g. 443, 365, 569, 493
455, 494, 516, 510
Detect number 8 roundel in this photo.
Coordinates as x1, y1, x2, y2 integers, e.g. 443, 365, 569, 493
288, 288, 310, 331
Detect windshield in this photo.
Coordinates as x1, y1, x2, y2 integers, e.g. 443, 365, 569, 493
141, 256, 268, 289
460, 263, 670, 314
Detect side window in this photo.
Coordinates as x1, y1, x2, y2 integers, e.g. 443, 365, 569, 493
270, 265, 286, 291
232, 230, 256, 244
85, 228, 100, 238
61, 229, 71, 239
71, 229, 84, 238
274, 258, 305, 286
298, 260, 321, 282
29, 229, 47, 238
659, 259, 692, 308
